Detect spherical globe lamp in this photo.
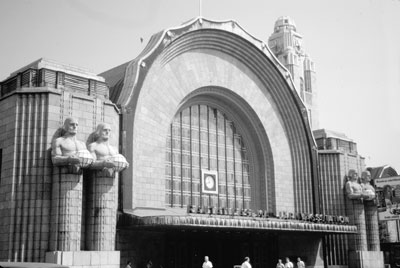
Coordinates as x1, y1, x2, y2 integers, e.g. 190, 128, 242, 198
75, 150, 94, 168
109, 154, 129, 172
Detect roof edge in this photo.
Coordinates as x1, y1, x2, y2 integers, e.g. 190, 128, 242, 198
107, 16, 300, 107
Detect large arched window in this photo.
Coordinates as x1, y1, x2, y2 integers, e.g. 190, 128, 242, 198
165, 104, 251, 211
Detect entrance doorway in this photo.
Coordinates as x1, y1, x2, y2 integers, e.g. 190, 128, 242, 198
164, 229, 278, 268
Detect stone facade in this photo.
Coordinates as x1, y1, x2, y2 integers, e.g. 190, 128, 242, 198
314, 129, 384, 267
318, 150, 364, 266
0, 17, 384, 268
101, 18, 319, 219
0, 58, 121, 267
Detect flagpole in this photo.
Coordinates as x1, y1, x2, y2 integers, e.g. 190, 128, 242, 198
199, 0, 202, 17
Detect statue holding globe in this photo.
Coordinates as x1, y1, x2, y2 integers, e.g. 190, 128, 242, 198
361, 170, 376, 201
86, 123, 128, 251
361, 169, 380, 251
88, 123, 128, 177
52, 117, 93, 174
50, 117, 92, 251
344, 169, 368, 251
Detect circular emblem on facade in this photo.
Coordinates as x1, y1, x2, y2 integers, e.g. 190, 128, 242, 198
205, 175, 215, 190
201, 170, 218, 195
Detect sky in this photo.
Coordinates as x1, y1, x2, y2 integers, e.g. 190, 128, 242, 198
0, 0, 399, 171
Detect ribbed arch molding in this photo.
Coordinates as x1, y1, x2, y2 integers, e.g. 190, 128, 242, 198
120, 18, 316, 215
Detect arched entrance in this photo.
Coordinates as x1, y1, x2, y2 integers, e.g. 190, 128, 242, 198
164, 229, 279, 268
162, 89, 278, 268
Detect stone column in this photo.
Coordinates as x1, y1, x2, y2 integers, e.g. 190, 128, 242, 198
50, 167, 83, 251
361, 170, 380, 251
364, 200, 380, 251
345, 169, 368, 251
347, 170, 385, 268
49, 118, 93, 251
85, 169, 118, 250
346, 198, 368, 251
86, 123, 128, 251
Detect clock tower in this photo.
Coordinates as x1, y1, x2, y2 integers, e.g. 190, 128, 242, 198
268, 16, 319, 130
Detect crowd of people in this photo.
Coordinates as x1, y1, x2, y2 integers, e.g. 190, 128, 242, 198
125, 256, 306, 268
276, 257, 305, 268
202, 255, 306, 268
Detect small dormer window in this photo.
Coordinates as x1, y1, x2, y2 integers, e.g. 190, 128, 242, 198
284, 19, 288, 23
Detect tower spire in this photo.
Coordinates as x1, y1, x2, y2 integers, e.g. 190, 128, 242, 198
268, 16, 319, 129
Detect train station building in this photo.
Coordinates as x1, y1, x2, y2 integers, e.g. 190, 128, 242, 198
0, 17, 384, 268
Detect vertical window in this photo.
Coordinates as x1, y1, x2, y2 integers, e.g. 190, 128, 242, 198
304, 72, 312, 93
165, 105, 251, 210
300, 78, 305, 101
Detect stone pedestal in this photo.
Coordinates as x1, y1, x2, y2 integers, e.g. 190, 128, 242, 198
86, 169, 118, 250
348, 250, 384, 268
364, 200, 380, 251
50, 167, 83, 251
346, 199, 368, 251
46, 250, 120, 268
346, 199, 384, 268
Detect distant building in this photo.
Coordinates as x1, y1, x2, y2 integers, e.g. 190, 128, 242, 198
369, 165, 399, 267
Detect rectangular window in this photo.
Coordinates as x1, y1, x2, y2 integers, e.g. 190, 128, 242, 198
209, 133, 217, 144
182, 128, 190, 138
191, 106, 199, 126
200, 105, 208, 128
182, 109, 190, 125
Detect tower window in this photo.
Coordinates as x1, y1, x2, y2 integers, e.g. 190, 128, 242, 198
300, 78, 305, 100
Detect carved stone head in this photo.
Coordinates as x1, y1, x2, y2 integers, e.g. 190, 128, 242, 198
62, 117, 79, 136
93, 123, 111, 142
348, 169, 358, 181
361, 170, 371, 183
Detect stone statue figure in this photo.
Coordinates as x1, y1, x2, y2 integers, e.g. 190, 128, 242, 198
345, 169, 362, 200
361, 170, 376, 201
51, 117, 93, 173
360, 169, 380, 251
345, 169, 368, 251
50, 117, 92, 250
86, 123, 128, 251
88, 123, 128, 177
